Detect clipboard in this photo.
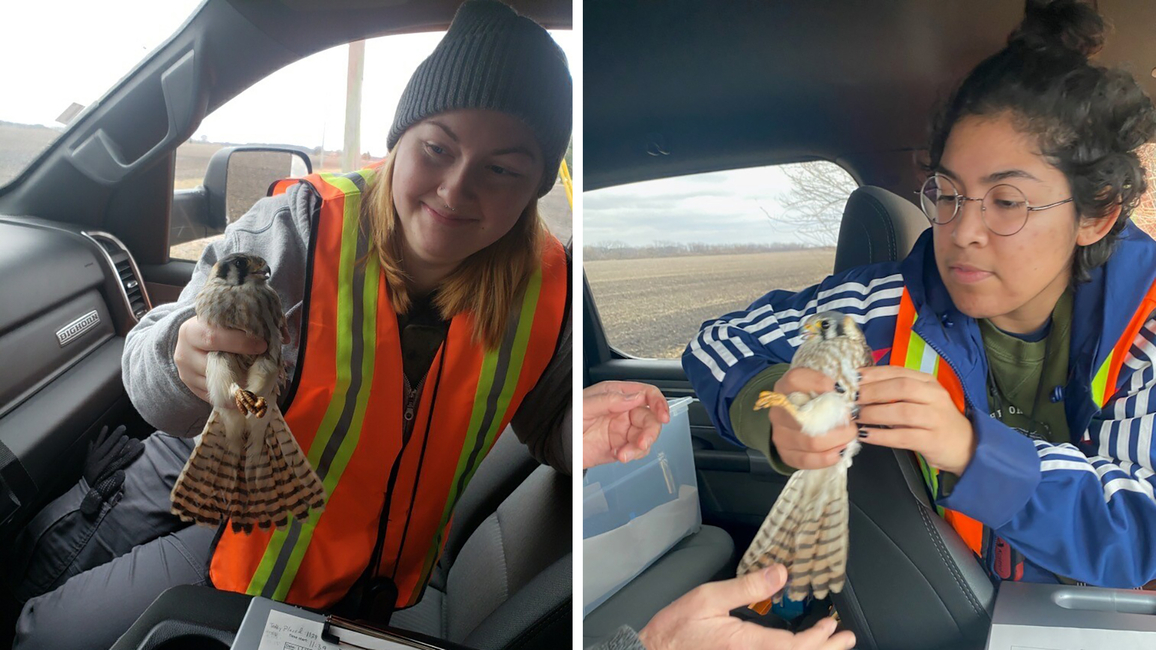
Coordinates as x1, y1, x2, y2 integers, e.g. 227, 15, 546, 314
321, 616, 445, 649
232, 596, 464, 650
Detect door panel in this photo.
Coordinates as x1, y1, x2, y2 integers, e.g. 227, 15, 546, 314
0, 219, 145, 538
140, 260, 197, 306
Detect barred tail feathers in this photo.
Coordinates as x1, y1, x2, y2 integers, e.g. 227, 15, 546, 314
171, 410, 239, 527
738, 462, 852, 602
269, 407, 327, 517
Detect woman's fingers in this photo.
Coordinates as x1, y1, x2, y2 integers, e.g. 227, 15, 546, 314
859, 365, 936, 385
185, 317, 267, 355
857, 426, 924, 451
857, 374, 941, 408
855, 401, 935, 431
776, 367, 836, 394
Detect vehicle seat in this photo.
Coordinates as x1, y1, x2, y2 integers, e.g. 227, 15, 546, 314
582, 525, 734, 647
831, 186, 994, 650
390, 426, 571, 650
833, 185, 930, 274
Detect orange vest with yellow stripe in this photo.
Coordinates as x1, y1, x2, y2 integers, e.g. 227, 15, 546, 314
209, 168, 568, 609
891, 284, 1156, 561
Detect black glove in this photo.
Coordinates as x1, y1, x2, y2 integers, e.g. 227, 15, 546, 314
83, 425, 143, 487
78, 425, 143, 519
79, 470, 125, 519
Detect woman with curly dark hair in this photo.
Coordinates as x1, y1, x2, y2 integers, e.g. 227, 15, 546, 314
686, 0, 1156, 598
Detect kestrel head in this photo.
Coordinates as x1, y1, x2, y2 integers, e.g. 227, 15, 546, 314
214, 253, 271, 286
800, 311, 864, 343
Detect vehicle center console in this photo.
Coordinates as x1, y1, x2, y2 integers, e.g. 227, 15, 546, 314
987, 582, 1156, 649
111, 585, 474, 650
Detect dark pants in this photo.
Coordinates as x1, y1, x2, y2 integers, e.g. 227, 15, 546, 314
8, 432, 216, 650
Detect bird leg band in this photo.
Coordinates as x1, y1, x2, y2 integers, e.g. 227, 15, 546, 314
748, 598, 775, 615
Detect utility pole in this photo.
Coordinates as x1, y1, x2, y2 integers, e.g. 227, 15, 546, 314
343, 40, 365, 173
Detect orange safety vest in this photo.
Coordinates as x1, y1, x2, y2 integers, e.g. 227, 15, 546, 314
210, 168, 569, 609
891, 283, 1156, 560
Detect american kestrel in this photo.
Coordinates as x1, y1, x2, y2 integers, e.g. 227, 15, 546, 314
170, 253, 326, 533
738, 311, 873, 602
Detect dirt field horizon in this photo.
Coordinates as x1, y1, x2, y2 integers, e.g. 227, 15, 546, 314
586, 248, 836, 359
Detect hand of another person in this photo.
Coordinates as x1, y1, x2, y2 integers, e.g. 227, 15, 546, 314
637, 565, 856, 650
583, 381, 670, 469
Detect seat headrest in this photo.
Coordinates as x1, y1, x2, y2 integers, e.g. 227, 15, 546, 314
833, 186, 929, 273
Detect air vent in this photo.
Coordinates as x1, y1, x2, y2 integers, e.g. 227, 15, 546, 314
81, 231, 152, 322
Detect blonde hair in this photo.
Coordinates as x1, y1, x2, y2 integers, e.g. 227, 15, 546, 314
362, 150, 546, 350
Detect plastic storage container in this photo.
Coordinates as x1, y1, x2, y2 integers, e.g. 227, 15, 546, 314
583, 396, 701, 616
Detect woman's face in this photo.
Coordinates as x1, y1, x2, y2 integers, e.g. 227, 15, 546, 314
932, 113, 1097, 333
392, 109, 544, 271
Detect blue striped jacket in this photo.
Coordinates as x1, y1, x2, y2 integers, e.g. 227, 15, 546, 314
683, 223, 1156, 587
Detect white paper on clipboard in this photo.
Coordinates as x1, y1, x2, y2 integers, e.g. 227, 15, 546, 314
256, 609, 339, 650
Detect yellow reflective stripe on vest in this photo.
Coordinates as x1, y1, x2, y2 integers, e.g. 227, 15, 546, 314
905, 327, 940, 376
901, 311, 950, 516
1091, 352, 1114, 409
246, 169, 379, 599
413, 266, 546, 589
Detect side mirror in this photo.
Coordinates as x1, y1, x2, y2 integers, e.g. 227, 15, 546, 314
202, 146, 313, 230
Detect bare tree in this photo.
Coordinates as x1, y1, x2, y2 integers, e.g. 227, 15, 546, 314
762, 162, 858, 247
1132, 144, 1156, 238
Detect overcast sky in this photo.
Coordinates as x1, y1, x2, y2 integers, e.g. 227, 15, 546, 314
1, 1, 837, 248
584, 165, 852, 247
0, 1, 575, 157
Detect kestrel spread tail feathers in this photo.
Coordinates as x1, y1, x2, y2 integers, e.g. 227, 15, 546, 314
170, 253, 326, 532
738, 311, 872, 603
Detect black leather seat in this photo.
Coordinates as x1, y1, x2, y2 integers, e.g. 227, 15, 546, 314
831, 186, 994, 650
833, 186, 930, 275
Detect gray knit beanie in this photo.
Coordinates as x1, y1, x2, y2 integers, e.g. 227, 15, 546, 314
387, 0, 572, 197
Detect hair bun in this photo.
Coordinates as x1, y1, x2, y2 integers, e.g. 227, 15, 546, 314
1009, 0, 1105, 58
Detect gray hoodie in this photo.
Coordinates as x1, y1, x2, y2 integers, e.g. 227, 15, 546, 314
121, 181, 572, 472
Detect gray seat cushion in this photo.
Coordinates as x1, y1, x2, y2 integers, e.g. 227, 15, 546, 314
583, 525, 734, 648
427, 428, 539, 591
392, 465, 571, 649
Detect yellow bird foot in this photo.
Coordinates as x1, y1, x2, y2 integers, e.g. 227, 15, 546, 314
233, 387, 261, 417
754, 391, 801, 419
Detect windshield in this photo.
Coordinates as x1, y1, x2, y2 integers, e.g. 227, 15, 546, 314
0, 0, 204, 188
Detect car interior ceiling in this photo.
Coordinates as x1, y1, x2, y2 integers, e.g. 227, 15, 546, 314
0, 0, 570, 647
584, 0, 1156, 196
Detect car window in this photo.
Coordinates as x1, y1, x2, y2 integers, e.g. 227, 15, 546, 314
584, 162, 856, 359
1132, 143, 1156, 238
170, 30, 574, 262
0, 0, 202, 188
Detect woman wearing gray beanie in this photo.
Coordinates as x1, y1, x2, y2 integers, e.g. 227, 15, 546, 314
10, 2, 572, 648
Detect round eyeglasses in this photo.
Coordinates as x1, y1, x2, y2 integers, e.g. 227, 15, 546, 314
918, 174, 1074, 236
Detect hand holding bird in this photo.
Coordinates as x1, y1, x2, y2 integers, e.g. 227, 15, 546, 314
767, 367, 860, 470
170, 253, 326, 533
